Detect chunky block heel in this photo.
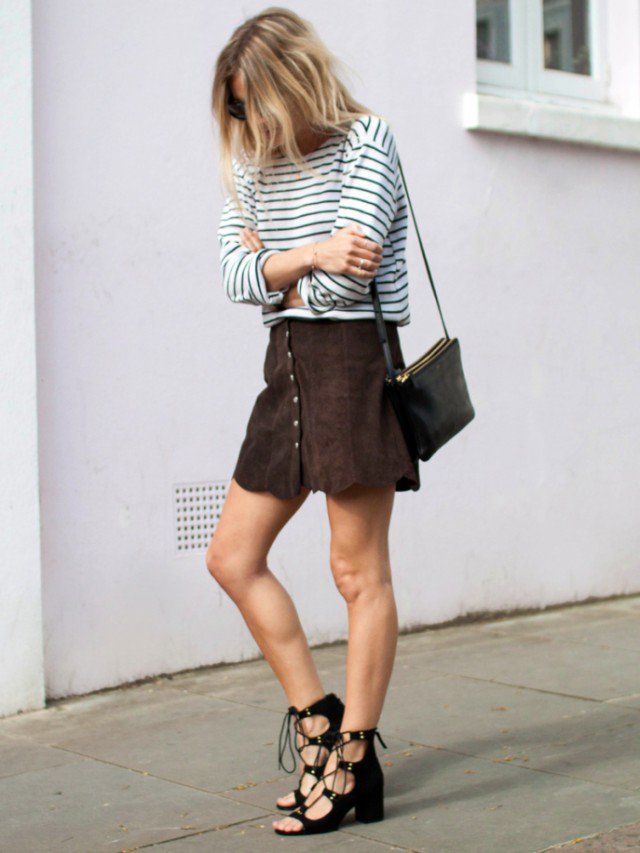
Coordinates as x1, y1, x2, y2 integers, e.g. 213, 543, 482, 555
274, 726, 388, 836
355, 776, 384, 823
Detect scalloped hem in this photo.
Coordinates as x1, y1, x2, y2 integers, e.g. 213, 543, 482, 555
303, 463, 421, 497
234, 465, 420, 501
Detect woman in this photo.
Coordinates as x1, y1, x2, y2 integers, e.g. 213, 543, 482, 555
206, 6, 420, 836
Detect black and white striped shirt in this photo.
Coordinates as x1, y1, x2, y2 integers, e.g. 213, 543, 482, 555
217, 114, 410, 328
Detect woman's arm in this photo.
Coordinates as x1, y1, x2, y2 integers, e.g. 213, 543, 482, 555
240, 225, 383, 309
239, 227, 315, 292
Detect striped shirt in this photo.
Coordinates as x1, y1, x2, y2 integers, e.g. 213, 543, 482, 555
217, 113, 410, 329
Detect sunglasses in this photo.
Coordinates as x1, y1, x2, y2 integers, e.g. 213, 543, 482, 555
227, 92, 247, 121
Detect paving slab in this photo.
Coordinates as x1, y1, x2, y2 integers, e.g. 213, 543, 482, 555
477, 602, 635, 634
0, 733, 82, 780
0, 679, 198, 743
19, 693, 293, 794
0, 756, 267, 853
481, 612, 640, 653
606, 693, 640, 711
393, 630, 640, 701
383, 673, 640, 790
541, 818, 640, 850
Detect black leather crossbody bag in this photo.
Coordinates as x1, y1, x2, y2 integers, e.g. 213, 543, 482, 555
369, 157, 476, 462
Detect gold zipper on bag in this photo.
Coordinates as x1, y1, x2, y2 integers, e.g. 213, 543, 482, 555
394, 337, 452, 384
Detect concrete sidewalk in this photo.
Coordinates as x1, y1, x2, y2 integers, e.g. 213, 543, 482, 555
1, 595, 640, 852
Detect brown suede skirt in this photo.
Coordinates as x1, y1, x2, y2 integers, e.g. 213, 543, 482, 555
232, 317, 421, 500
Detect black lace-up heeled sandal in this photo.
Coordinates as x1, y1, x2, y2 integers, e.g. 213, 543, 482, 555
276, 692, 345, 811
274, 726, 388, 835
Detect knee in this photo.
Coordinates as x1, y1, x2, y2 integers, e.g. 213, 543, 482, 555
205, 536, 235, 589
329, 550, 389, 605
205, 536, 259, 593
205, 538, 228, 586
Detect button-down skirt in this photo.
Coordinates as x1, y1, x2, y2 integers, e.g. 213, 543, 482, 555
232, 317, 421, 500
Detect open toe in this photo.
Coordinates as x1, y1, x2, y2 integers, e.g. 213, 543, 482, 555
272, 816, 304, 833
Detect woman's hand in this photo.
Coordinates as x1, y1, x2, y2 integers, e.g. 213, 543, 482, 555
239, 227, 265, 254
239, 227, 305, 308
314, 224, 383, 278
281, 285, 304, 308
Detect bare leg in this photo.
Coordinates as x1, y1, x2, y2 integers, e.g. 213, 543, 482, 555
273, 481, 398, 832
205, 477, 331, 805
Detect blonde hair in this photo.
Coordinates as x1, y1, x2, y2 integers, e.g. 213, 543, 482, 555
211, 7, 381, 219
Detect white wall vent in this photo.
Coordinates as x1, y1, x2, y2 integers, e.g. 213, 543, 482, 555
173, 480, 228, 553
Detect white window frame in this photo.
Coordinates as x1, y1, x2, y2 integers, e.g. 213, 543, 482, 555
466, 1, 640, 153
477, 0, 610, 110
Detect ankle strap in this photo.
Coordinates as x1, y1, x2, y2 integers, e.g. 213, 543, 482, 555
327, 727, 388, 749
319, 727, 388, 798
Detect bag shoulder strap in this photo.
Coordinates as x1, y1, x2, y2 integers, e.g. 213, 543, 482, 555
396, 157, 449, 339
369, 156, 450, 377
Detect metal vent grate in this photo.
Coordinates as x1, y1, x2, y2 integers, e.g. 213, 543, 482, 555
173, 480, 228, 553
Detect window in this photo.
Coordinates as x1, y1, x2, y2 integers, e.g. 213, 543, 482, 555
466, 1, 640, 152
476, 0, 608, 107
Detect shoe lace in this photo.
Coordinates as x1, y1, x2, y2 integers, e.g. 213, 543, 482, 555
319, 729, 388, 798
277, 705, 301, 773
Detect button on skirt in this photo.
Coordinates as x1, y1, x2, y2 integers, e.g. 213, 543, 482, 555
232, 317, 421, 500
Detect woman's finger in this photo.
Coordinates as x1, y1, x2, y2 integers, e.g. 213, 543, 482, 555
351, 259, 377, 276
245, 228, 264, 251
238, 227, 261, 252
355, 236, 382, 256
352, 243, 382, 266
349, 250, 380, 271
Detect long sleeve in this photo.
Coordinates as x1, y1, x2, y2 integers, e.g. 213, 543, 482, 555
296, 116, 400, 314
217, 159, 288, 307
